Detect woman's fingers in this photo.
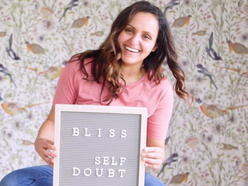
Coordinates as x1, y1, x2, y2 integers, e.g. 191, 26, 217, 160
142, 147, 165, 169
42, 156, 54, 167
43, 148, 57, 158
144, 162, 161, 169
40, 149, 57, 166
35, 138, 57, 166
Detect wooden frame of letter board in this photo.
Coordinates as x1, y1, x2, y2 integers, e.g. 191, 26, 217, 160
53, 104, 147, 186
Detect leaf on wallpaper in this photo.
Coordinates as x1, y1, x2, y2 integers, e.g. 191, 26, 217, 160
227, 40, 248, 54
71, 16, 90, 29
172, 15, 192, 28
90, 31, 104, 37
0, 63, 17, 88
221, 143, 238, 150
25, 41, 45, 55
192, 30, 207, 36
21, 139, 34, 146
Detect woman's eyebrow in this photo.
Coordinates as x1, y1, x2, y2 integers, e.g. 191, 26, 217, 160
127, 24, 156, 37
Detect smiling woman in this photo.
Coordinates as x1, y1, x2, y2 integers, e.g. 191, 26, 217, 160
0, 1, 191, 186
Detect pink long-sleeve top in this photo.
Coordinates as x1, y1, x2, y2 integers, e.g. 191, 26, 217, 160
53, 58, 174, 140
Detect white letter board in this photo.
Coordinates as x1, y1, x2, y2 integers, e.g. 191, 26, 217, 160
53, 104, 147, 186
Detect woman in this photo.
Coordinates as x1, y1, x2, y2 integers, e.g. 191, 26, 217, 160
0, 1, 190, 186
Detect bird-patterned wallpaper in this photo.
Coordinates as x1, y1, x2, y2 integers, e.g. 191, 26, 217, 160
0, 0, 248, 185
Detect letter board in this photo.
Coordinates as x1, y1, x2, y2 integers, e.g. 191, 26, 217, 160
53, 104, 147, 186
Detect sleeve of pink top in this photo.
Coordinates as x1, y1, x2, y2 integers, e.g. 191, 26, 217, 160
147, 81, 174, 140
52, 61, 79, 105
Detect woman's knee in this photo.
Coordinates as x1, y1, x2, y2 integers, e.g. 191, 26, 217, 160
0, 165, 53, 186
0, 169, 22, 186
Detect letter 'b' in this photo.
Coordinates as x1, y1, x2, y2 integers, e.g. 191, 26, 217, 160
72, 128, 79, 136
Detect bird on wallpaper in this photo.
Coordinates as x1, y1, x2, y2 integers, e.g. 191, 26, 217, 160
200, 103, 227, 119
195, 97, 202, 104
165, 136, 170, 146
168, 172, 189, 185
242, 162, 248, 174
34, 1, 53, 19
25, 41, 45, 55
244, 3, 248, 15
196, 64, 218, 89
0, 31, 7, 37
6, 34, 21, 60
59, 0, 79, 22
71, 16, 90, 29
200, 102, 248, 119
0, 63, 17, 87
205, 32, 222, 61
171, 15, 191, 28
1, 99, 49, 116
0, 100, 26, 116
227, 40, 248, 55
13, 64, 64, 80
157, 153, 178, 177
163, 0, 179, 16
39, 66, 64, 80
238, 0, 248, 15
238, 0, 244, 9
213, 64, 248, 77
185, 136, 200, 149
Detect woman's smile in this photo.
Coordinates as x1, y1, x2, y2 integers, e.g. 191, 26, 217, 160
124, 45, 140, 53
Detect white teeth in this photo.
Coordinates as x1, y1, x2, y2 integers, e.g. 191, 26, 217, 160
125, 46, 139, 53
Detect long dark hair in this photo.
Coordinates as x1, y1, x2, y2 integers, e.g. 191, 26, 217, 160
70, 1, 191, 104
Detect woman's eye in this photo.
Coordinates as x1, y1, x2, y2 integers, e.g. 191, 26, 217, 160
143, 35, 151, 40
125, 28, 133, 33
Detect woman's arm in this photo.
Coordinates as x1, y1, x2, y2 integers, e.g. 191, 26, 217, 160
34, 106, 57, 167
141, 137, 165, 170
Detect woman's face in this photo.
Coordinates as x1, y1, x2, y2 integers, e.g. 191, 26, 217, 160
118, 12, 159, 68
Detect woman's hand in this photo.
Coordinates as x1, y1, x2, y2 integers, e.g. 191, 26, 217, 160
35, 137, 57, 167
141, 146, 165, 169
34, 106, 56, 167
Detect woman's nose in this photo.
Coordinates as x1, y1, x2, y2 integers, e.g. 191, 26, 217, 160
130, 34, 140, 45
